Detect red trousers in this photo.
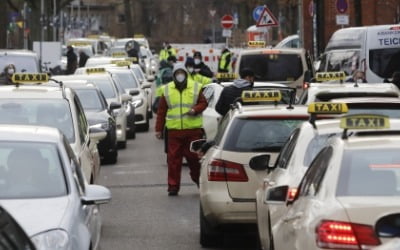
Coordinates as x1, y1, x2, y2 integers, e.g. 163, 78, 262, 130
167, 129, 203, 192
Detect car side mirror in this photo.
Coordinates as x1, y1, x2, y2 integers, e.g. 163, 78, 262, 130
190, 139, 207, 152
146, 75, 155, 82
89, 127, 107, 142
266, 185, 289, 204
249, 154, 271, 171
141, 82, 152, 89
81, 184, 111, 205
109, 102, 121, 110
129, 89, 140, 96
121, 93, 132, 102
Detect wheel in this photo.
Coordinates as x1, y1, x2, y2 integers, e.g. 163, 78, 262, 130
148, 109, 153, 119
200, 204, 222, 247
127, 123, 136, 139
104, 150, 118, 164
118, 140, 127, 149
139, 114, 150, 132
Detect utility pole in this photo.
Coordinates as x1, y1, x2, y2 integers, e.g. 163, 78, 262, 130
53, 0, 57, 41
354, 0, 362, 26
123, 0, 133, 37
298, 0, 303, 48
40, 0, 44, 68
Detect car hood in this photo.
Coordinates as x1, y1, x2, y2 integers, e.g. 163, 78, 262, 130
1, 196, 70, 237
85, 110, 110, 125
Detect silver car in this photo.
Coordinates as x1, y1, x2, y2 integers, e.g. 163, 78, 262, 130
0, 125, 110, 250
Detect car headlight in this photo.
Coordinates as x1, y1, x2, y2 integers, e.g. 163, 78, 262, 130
31, 229, 70, 250
132, 99, 144, 108
90, 122, 110, 130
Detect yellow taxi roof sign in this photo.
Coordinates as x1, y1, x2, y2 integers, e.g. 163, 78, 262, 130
125, 57, 138, 62
241, 90, 282, 102
216, 73, 237, 80
134, 34, 145, 38
315, 71, 346, 82
340, 114, 390, 130
110, 59, 125, 64
308, 102, 348, 114
67, 41, 92, 46
115, 61, 131, 67
86, 68, 106, 74
248, 41, 266, 48
112, 52, 127, 58
11, 73, 49, 83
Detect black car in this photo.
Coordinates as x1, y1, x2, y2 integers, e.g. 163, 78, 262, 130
64, 82, 120, 164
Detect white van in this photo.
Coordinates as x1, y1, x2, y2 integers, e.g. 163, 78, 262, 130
318, 24, 400, 82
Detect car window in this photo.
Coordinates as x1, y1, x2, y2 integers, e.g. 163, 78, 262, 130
297, 147, 333, 197
63, 136, 85, 194
75, 89, 104, 111
239, 53, 303, 82
337, 148, 400, 196
113, 71, 139, 89
369, 47, 400, 79
73, 96, 88, 144
133, 67, 145, 81
0, 54, 39, 73
0, 142, 67, 199
214, 114, 231, 146
303, 134, 336, 166
223, 118, 305, 152
0, 99, 75, 143
89, 77, 117, 98
202, 85, 216, 107
275, 128, 300, 169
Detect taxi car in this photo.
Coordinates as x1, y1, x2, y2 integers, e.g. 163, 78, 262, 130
268, 115, 400, 249
0, 125, 110, 250
197, 90, 309, 247
298, 71, 400, 104
234, 45, 314, 93
331, 97, 400, 118
0, 73, 102, 184
255, 102, 349, 250
63, 80, 119, 164
54, 70, 130, 148
0, 49, 40, 73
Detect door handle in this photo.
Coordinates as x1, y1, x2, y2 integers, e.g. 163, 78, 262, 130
283, 212, 303, 223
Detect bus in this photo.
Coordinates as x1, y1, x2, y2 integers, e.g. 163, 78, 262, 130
317, 24, 400, 83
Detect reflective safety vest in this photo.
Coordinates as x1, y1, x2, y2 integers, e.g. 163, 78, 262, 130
159, 48, 177, 61
163, 80, 202, 130
188, 73, 212, 88
218, 51, 231, 72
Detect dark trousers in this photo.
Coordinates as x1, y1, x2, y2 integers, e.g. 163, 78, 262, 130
167, 129, 203, 192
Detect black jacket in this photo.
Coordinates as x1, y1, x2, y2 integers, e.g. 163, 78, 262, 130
78, 52, 89, 67
215, 79, 253, 116
195, 62, 213, 78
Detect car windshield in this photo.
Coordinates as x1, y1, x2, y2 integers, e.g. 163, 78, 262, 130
75, 89, 104, 111
239, 53, 303, 82
0, 99, 75, 143
223, 118, 305, 152
85, 77, 116, 99
337, 148, 400, 196
0, 55, 39, 73
369, 47, 400, 79
0, 142, 67, 199
133, 67, 145, 81
113, 71, 139, 90
318, 50, 360, 76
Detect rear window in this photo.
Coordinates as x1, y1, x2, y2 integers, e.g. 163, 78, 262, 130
223, 117, 305, 152
337, 148, 400, 196
75, 89, 104, 111
0, 55, 39, 73
114, 72, 139, 90
239, 53, 303, 82
89, 78, 116, 99
318, 50, 360, 76
369, 47, 400, 79
316, 92, 399, 102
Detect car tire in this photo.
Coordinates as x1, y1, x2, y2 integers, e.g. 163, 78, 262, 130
148, 110, 153, 119
127, 123, 136, 139
104, 150, 118, 165
118, 140, 127, 149
139, 114, 150, 132
200, 204, 222, 247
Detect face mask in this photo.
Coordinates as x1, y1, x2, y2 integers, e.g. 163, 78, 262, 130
187, 67, 194, 73
7, 69, 14, 75
175, 73, 186, 83
356, 78, 363, 83
194, 59, 201, 65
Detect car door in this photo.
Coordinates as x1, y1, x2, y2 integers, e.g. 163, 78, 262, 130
274, 146, 333, 250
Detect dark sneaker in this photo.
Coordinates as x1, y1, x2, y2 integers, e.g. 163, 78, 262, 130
168, 190, 178, 196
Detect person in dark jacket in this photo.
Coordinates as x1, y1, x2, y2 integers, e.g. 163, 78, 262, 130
345, 70, 367, 83
391, 71, 400, 89
193, 51, 214, 78
215, 68, 255, 116
78, 50, 89, 68
66, 46, 77, 75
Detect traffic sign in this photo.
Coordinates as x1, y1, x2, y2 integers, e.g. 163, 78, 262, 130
336, 0, 348, 14
221, 15, 234, 29
256, 7, 279, 27
252, 6, 265, 22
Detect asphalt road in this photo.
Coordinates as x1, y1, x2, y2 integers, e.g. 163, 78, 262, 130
98, 118, 257, 250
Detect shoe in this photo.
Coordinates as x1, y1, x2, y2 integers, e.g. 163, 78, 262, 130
168, 190, 178, 196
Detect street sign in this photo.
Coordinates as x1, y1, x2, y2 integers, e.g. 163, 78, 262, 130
222, 29, 232, 37
252, 6, 265, 22
336, 14, 349, 25
256, 7, 279, 27
221, 15, 234, 29
336, 0, 348, 14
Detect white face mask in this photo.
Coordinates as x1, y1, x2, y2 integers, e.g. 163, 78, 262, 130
194, 59, 201, 65
175, 73, 186, 83
7, 68, 14, 75
356, 78, 363, 83
187, 67, 194, 73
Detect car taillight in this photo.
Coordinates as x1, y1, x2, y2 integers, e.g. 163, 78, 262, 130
287, 188, 297, 201
208, 159, 248, 182
303, 82, 309, 89
316, 220, 380, 249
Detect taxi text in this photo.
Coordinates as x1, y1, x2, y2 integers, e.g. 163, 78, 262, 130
315, 71, 346, 82
12, 73, 49, 83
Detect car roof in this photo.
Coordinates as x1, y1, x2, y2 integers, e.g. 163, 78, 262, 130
0, 125, 62, 143
330, 97, 400, 103
239, 47, 305, 55
0, 85, 65, 99
233, 105, 308, 117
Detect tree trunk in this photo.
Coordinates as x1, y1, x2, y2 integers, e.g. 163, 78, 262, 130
0, 1, 7, 48
124, 0, 134, 37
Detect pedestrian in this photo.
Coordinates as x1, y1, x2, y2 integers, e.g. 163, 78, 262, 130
0, 64, 16, 85
126, 42, 139, 59
78, 50, 89, 68
215, 68, 255, 116
159, 42, 177, 61
155, 63, 208, 196
193, 51, 214, 78
218, 47, 232, 73
391, 71, 400, 89
185, 57, 212, 88
66, 45, 77, 75
345, 70, 367, 83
